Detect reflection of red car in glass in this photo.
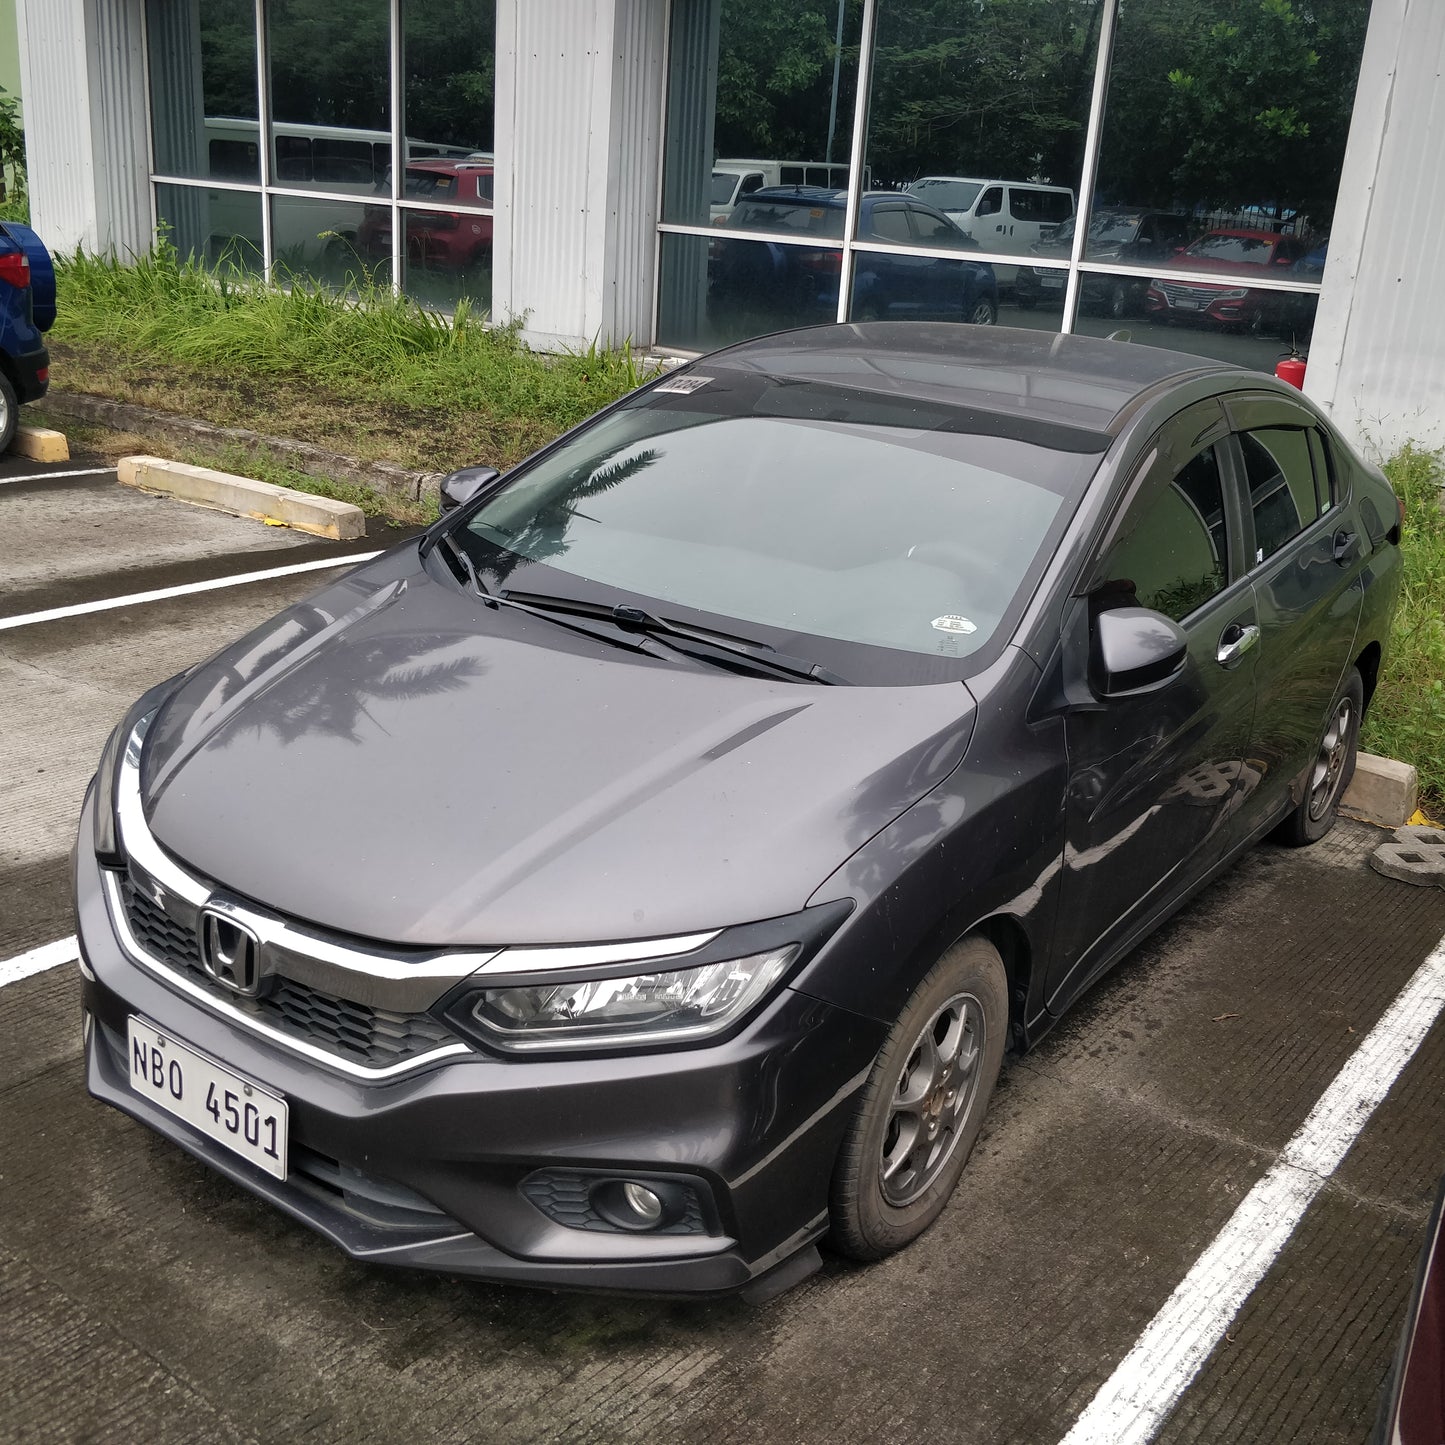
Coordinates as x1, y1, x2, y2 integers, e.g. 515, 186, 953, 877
356, 160, 494, 272
1145, 228, 1306, 330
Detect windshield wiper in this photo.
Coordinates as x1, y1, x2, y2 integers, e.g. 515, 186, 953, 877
434, 541, 671, 660
502, 591, 848, 685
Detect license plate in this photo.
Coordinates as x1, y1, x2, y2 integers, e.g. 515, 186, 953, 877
1174, 298, 1200, 310
1041, 276, 1064, 289
128, 1017, 288, 1180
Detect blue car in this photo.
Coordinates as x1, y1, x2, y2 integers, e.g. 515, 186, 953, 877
711, 186, 998, 327
0, 220, 56, 452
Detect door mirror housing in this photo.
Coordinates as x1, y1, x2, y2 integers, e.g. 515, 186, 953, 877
1091, 606, 1188, 698
439, 465, 501, 514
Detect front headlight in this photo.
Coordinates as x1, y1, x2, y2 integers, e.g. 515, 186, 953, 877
468, 945, 799, 1052
91, 679, 182, 863
1216, 288, 1250, 300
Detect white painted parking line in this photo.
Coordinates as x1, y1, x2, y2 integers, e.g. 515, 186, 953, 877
0, 935, 79, 989
0, 551, 383, 634
1058, 932, 1445, 1445
0, 466, 116, 484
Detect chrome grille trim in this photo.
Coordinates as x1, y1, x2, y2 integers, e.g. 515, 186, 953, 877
102, 869, 472, 1081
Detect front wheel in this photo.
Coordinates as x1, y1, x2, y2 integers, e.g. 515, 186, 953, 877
967, 294, 998, 326
1276, 668, 1363, 846
829, 935, 1008, 1261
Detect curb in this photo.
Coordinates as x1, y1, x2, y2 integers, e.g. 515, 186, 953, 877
9, 423, 70, 463
40, 390, 444, 504
118, 455, 366, 541
1341, 753, 1419, 829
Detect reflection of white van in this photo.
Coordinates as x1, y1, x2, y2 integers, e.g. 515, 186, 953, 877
904, 177, 1075, 278
710, 158, 863, 221
201, 118, 477, 265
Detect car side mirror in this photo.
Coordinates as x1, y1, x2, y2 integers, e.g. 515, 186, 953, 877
439, 465, 501, 513
1090, 606, 1188, 698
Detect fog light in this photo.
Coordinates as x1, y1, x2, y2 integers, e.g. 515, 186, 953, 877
622, 1182, 664, 1225
593, 1178, 668, 1231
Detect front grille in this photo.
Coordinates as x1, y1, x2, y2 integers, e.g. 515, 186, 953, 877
1157, 281, 1227, 306
120, 879, 461, 1071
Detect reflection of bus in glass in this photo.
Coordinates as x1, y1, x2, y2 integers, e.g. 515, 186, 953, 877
710, 159, 868, 222
200, 118, 482, 267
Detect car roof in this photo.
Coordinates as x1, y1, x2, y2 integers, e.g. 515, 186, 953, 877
741, 187, 940, 209
698, 323, 1235, 443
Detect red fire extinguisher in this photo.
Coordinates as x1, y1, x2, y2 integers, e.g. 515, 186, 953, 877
1275, 347, 1307, 389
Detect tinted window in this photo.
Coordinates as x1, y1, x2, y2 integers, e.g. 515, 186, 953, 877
1306, 428, 1335, 514
731, 200, 843, 238
871, 207, 913, 244
976, 187, 1003, 218
1040, 191, 1073, 223
1010, 189, 1045, 223
1241, 428, 1321, 562
1102, 445, 1229, 621
209, 138, 259, 182
462, 384, 1078, 668
911, 211, 963, 246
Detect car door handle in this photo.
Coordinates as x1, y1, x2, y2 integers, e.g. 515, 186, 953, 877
1332, 529, 1360, 564
1216, 623, 1260, 667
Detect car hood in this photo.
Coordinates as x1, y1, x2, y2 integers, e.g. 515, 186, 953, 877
140, 550, 977, 947
1166, 255, 1273, 283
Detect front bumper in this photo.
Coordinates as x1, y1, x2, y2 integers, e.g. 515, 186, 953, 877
75, 804, 883, 1297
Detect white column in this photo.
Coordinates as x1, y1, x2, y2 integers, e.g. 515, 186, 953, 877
1305, 0, 1445, 457
16, 0, 150, 258
493, 0, 668, 351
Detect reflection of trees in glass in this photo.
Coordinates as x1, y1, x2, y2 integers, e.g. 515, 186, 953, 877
405, 0, 496, 152
198, 0, 259, 119
711, 0, 1366, 225
1099, 0, 1368, 224
477, 447, 661, 588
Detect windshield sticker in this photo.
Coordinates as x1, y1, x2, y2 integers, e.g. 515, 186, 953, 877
931, 615, 977, 635
654, 374, 713, 394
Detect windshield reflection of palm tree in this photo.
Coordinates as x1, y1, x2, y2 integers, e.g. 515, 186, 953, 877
481, 446, 661, 590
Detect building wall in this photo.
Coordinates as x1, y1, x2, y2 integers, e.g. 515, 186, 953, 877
1306, 0, 1445, 459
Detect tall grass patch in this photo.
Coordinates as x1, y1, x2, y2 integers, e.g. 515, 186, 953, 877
1361, 445, 1445, 807
51, 244, 650, 466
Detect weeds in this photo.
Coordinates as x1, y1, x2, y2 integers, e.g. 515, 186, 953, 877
50, 242, 651, 470
1362, 445, 1445, 808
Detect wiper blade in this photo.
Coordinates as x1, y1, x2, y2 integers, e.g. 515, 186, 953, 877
503, 591, 848, 685
438, 531, 496, 606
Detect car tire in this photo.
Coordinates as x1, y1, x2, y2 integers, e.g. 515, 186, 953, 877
829, 935, 1008, 1261
1276, 667, 1364, 847
0, 369, 16, 455
968, 295, 999, 326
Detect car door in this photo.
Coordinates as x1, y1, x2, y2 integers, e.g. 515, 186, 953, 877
857, 203, 922, 315
1048, 401, 1259, 1012
1221, 398, 1364, 832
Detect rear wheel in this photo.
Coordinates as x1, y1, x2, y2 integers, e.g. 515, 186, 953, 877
829, 936, 1008, 1260
1276, 668, 1363, 846
0, 370, 16, 454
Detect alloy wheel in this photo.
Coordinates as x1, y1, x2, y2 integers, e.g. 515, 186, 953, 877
879, 991, 985, 1207
1308, 695, 1356, 821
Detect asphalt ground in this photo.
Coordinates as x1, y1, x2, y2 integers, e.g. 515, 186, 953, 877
3, 442, 1445, 1445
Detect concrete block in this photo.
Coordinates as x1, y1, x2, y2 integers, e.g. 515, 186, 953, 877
1340, 752, 1418, 828
10, 424, 70, 463
1370, 823, 1445, 888
117, 456, 365, 541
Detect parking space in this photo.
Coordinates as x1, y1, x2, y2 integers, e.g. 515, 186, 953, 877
3, 445, 1444, 1444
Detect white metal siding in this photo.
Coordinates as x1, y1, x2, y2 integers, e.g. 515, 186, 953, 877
88, 0, 151, 256
1307, 0, 1445, 457
16, 0, 98, 254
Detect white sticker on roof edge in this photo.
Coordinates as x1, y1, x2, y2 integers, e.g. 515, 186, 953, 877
654, 375, 713, 393
931, 615, 978, 634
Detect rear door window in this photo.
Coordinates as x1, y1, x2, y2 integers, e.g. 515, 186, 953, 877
869, 206, 913, 244
1238, 428, 1323, 563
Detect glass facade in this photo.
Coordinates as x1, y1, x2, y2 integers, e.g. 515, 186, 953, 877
657, 0, 1370, 366
145, 0, 495, 307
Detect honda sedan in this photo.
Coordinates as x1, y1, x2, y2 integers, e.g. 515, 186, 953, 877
75, 324, 1401, 1299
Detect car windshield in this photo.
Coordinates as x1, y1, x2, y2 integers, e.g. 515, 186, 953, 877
710, 172, 739, 206
458, 377, 1088, 679
908, 179, 983, 212
1088, 213, 1143, 244
1187, 233, 1275, 265
730, 199, 844, 237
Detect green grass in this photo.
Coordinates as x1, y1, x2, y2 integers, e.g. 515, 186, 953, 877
0, 192, 29, 225
1361, 445, 1445, 809
50, 242, 651, 470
